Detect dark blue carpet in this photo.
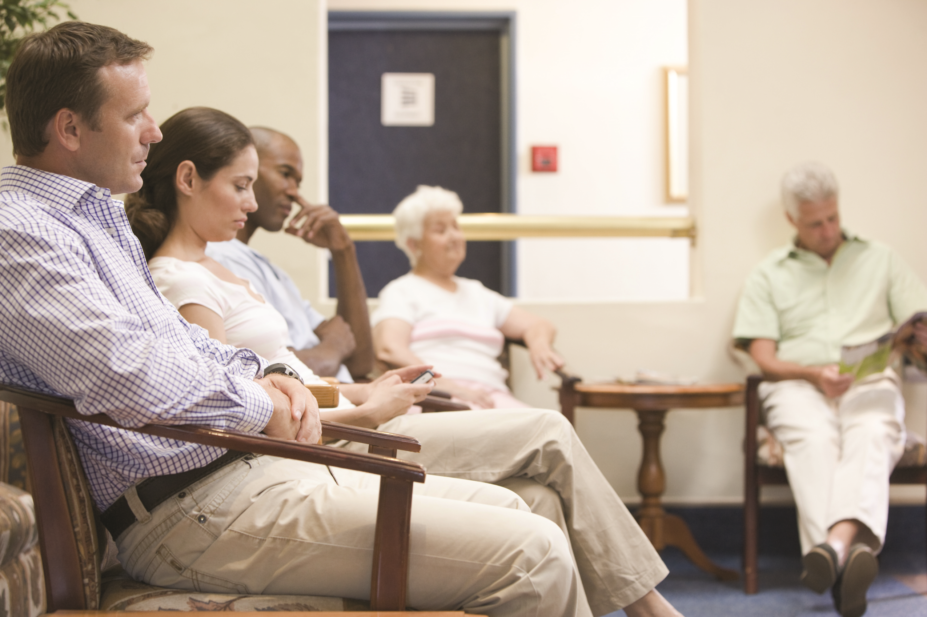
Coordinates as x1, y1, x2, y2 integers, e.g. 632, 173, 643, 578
603, 505, 926, 616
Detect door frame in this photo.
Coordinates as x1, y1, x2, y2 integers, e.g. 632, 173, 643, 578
328, 10, 518, 295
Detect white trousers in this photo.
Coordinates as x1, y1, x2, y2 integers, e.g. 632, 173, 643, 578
115, 455, 588, 617
760, 370, 906, 554
359, 408, 669, 615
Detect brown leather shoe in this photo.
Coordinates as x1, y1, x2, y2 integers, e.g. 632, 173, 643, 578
831, 543, 878, 617
801, 543, 838, 593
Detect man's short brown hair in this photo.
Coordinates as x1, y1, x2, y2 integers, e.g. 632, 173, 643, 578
5, 21, 153, 157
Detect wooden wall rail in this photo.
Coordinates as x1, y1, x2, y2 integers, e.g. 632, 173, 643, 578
340, 214, 696, 241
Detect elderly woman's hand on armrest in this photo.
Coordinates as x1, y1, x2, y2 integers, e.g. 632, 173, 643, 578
501, 307, 565, 380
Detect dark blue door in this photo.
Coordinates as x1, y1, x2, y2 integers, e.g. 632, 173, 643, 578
328, 21, 508, 298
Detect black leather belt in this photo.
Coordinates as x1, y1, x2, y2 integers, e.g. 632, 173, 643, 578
101, 450, 251, 539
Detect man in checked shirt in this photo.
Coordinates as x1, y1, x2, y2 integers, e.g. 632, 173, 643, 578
0, 21, 682, 617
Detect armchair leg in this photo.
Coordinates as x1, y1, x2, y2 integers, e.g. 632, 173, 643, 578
370, 476, 414, 610
744, 375, 762, 594
743, 473, 759, 594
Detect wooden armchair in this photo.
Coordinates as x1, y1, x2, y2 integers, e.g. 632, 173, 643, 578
0, 382, 427, 613
742, 374, 927, 594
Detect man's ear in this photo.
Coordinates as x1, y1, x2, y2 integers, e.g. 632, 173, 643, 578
175, 161, 198, 196
50, 109, 82, 153
406, 237, 420, 255
785, 212, 796, 227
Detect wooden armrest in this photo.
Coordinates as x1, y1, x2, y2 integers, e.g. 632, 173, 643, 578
420, 395, 471, 413
428, 388, 453, 400
0, 384, 424, 482
322, 419, 421, 454
307, 382, 339, 407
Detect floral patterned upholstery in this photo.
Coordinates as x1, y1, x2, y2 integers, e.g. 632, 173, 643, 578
757, 425, 927, 468
100, 576, 368, 612
0, 401, 44, 617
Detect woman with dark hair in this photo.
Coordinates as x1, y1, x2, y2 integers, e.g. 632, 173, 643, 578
127, 107, 268, 346
126, 107, 432, 425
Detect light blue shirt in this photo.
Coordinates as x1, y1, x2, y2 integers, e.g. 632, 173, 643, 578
0, 166, 272, 509
206, 239, 353, 383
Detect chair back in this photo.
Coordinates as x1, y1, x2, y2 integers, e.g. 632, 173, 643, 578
18, 406, 103, 611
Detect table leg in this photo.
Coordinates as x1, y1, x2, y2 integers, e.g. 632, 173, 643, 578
635, 410, 668, 547
558, 378, 579, 426
634, 408, 739, 581
662, 513, 739, 581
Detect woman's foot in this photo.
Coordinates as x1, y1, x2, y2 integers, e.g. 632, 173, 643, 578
623, 589, 684, 617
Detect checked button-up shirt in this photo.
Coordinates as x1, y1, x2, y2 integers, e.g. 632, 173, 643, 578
0, 165, 273, 510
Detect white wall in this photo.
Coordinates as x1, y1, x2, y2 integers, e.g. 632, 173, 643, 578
328, 0, 691, 301
0, 0, 329, 294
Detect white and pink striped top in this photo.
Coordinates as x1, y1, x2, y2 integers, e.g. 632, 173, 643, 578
373, 273, 514, 391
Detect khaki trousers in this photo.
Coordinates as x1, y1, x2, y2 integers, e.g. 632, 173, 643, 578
115, 455, 588, 617
355, 408, 668, 616
760, 370, 906, 555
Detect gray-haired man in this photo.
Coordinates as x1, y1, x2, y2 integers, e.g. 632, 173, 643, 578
733, 161, 927, 617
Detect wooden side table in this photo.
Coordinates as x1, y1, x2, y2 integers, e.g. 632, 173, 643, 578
558, 379, 744, 581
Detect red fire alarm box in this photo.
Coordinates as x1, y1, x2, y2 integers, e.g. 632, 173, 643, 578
531, 146, 558, 172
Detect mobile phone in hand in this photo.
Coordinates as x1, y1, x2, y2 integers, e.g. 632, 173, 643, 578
410, 369, 435, 385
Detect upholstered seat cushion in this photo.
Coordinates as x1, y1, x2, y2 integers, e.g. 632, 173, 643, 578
0, 483, 38, 570
0, 483, 44, 617
0, 400, 44, 617
101, 573, 370, 612
757, 426, 927, 468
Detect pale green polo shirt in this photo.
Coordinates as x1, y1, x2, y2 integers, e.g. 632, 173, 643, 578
733, 233, 927, 366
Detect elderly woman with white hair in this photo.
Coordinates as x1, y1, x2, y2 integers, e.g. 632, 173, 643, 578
373, 185, 564, 409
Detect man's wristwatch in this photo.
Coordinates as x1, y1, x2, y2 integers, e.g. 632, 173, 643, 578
264, 363, 304, 384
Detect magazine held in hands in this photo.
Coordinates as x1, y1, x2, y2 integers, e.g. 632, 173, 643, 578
839, 311, 927, 380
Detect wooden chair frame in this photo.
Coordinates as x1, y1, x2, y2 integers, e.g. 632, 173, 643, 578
743, 374, 927, 593
0, 383, 426, 613
420, 390, 470, 412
